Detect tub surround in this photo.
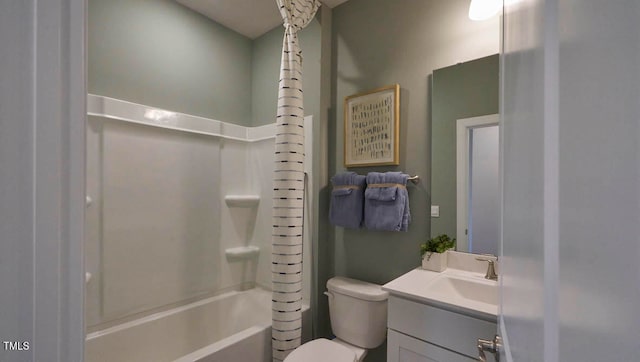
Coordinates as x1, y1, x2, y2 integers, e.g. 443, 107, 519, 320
86, 95, 271, 329
224, 195, 261, 207
87, 95, 277, 142
85, 95, 313, 335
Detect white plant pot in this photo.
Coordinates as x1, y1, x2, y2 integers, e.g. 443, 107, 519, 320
422, 252, 447, 272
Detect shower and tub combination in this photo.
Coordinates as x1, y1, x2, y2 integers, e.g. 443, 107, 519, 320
84, 95, 313, 361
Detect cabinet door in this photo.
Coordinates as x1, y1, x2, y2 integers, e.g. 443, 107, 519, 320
387, 329, 476, 362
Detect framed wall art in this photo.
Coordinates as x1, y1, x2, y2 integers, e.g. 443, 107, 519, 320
344, 84, 400, 167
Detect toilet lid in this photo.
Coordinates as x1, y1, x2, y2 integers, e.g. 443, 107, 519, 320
284, 338, 356, 362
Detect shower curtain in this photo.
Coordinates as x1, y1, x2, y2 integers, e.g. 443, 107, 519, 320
271, 0, 319, 361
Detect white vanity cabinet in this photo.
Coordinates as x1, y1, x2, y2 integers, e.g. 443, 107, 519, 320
386, 296, 496, 361
383, 261, 499, 362
387, 329, 475, 362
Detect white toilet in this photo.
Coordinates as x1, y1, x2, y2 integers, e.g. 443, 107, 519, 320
284, 276, 389, 362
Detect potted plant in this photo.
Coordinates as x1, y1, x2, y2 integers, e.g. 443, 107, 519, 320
420, 234, 456, 272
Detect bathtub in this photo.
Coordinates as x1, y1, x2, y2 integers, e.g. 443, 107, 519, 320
86, 287, 310, 362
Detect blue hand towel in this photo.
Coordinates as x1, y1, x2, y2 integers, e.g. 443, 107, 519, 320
329, 172, 366, 229
364, 172, 411, 231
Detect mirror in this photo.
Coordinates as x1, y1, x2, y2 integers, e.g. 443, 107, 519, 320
430, 54, 499, 255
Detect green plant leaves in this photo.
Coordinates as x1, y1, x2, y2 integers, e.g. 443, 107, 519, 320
419, 234, 456, 257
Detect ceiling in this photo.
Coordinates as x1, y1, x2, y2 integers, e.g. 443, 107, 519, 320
176, 0, 349, 39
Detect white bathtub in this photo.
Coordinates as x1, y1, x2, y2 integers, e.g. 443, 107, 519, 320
86, 287, 310, 362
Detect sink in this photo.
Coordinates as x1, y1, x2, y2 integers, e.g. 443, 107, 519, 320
428, 275, 497, 306
382, 267, 499, 320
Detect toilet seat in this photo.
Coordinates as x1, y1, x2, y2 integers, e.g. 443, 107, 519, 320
284, 338, 356, 362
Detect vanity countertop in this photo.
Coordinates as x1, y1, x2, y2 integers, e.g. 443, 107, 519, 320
382, 267, 498, 322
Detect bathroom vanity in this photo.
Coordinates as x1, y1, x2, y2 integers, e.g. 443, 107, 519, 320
383, 251, 498, 362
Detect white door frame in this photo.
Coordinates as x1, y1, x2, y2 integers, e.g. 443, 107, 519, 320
456, 114, 499, 253
0, 1, 86, 361
33, 1, 86, 360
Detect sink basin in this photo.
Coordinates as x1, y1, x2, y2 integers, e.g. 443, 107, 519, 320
382, 268, 499, 320
428, 275, 498, 306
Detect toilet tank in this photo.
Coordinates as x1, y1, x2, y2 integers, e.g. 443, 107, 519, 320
326, 277, 389, 349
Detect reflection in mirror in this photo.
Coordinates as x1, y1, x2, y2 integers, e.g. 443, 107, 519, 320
456, 115, 499, 255
430, 54, 499, 255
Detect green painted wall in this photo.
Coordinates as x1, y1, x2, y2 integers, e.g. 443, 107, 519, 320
89, 0, 322, 128
331, 0, 498, 286
328, 1, 498, 360
251, 19, 321, 126
430, 54, 499, 240
88, 0, 253, 125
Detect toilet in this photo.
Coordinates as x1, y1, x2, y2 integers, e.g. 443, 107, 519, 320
284, 276, 389, 362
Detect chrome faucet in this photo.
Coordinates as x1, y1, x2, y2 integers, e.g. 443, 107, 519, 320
475, 257, 498, 280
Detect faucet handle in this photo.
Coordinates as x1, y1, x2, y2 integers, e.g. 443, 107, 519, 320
475, 257, 498, 280
475, 257, 496, 263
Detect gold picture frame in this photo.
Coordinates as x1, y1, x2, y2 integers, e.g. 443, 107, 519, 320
344, 84, 400, 167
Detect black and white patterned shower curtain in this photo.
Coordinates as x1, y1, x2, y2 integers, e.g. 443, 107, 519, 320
271, 0, 319, 361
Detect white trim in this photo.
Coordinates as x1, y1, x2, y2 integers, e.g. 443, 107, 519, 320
499, 314, 513, 362
455, 114, 499, 253
498, 8, 512, 361
87, 94, 277, 142
542, 1, 559, 361
303, 116, 313, 306
33, 0, 86, 360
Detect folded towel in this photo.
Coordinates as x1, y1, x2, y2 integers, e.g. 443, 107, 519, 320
364, 172, 411, 231
329, 172, 366, 229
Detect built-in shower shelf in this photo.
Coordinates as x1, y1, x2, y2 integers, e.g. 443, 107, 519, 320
224, 195, 260, 207
225, 246, 260, 261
